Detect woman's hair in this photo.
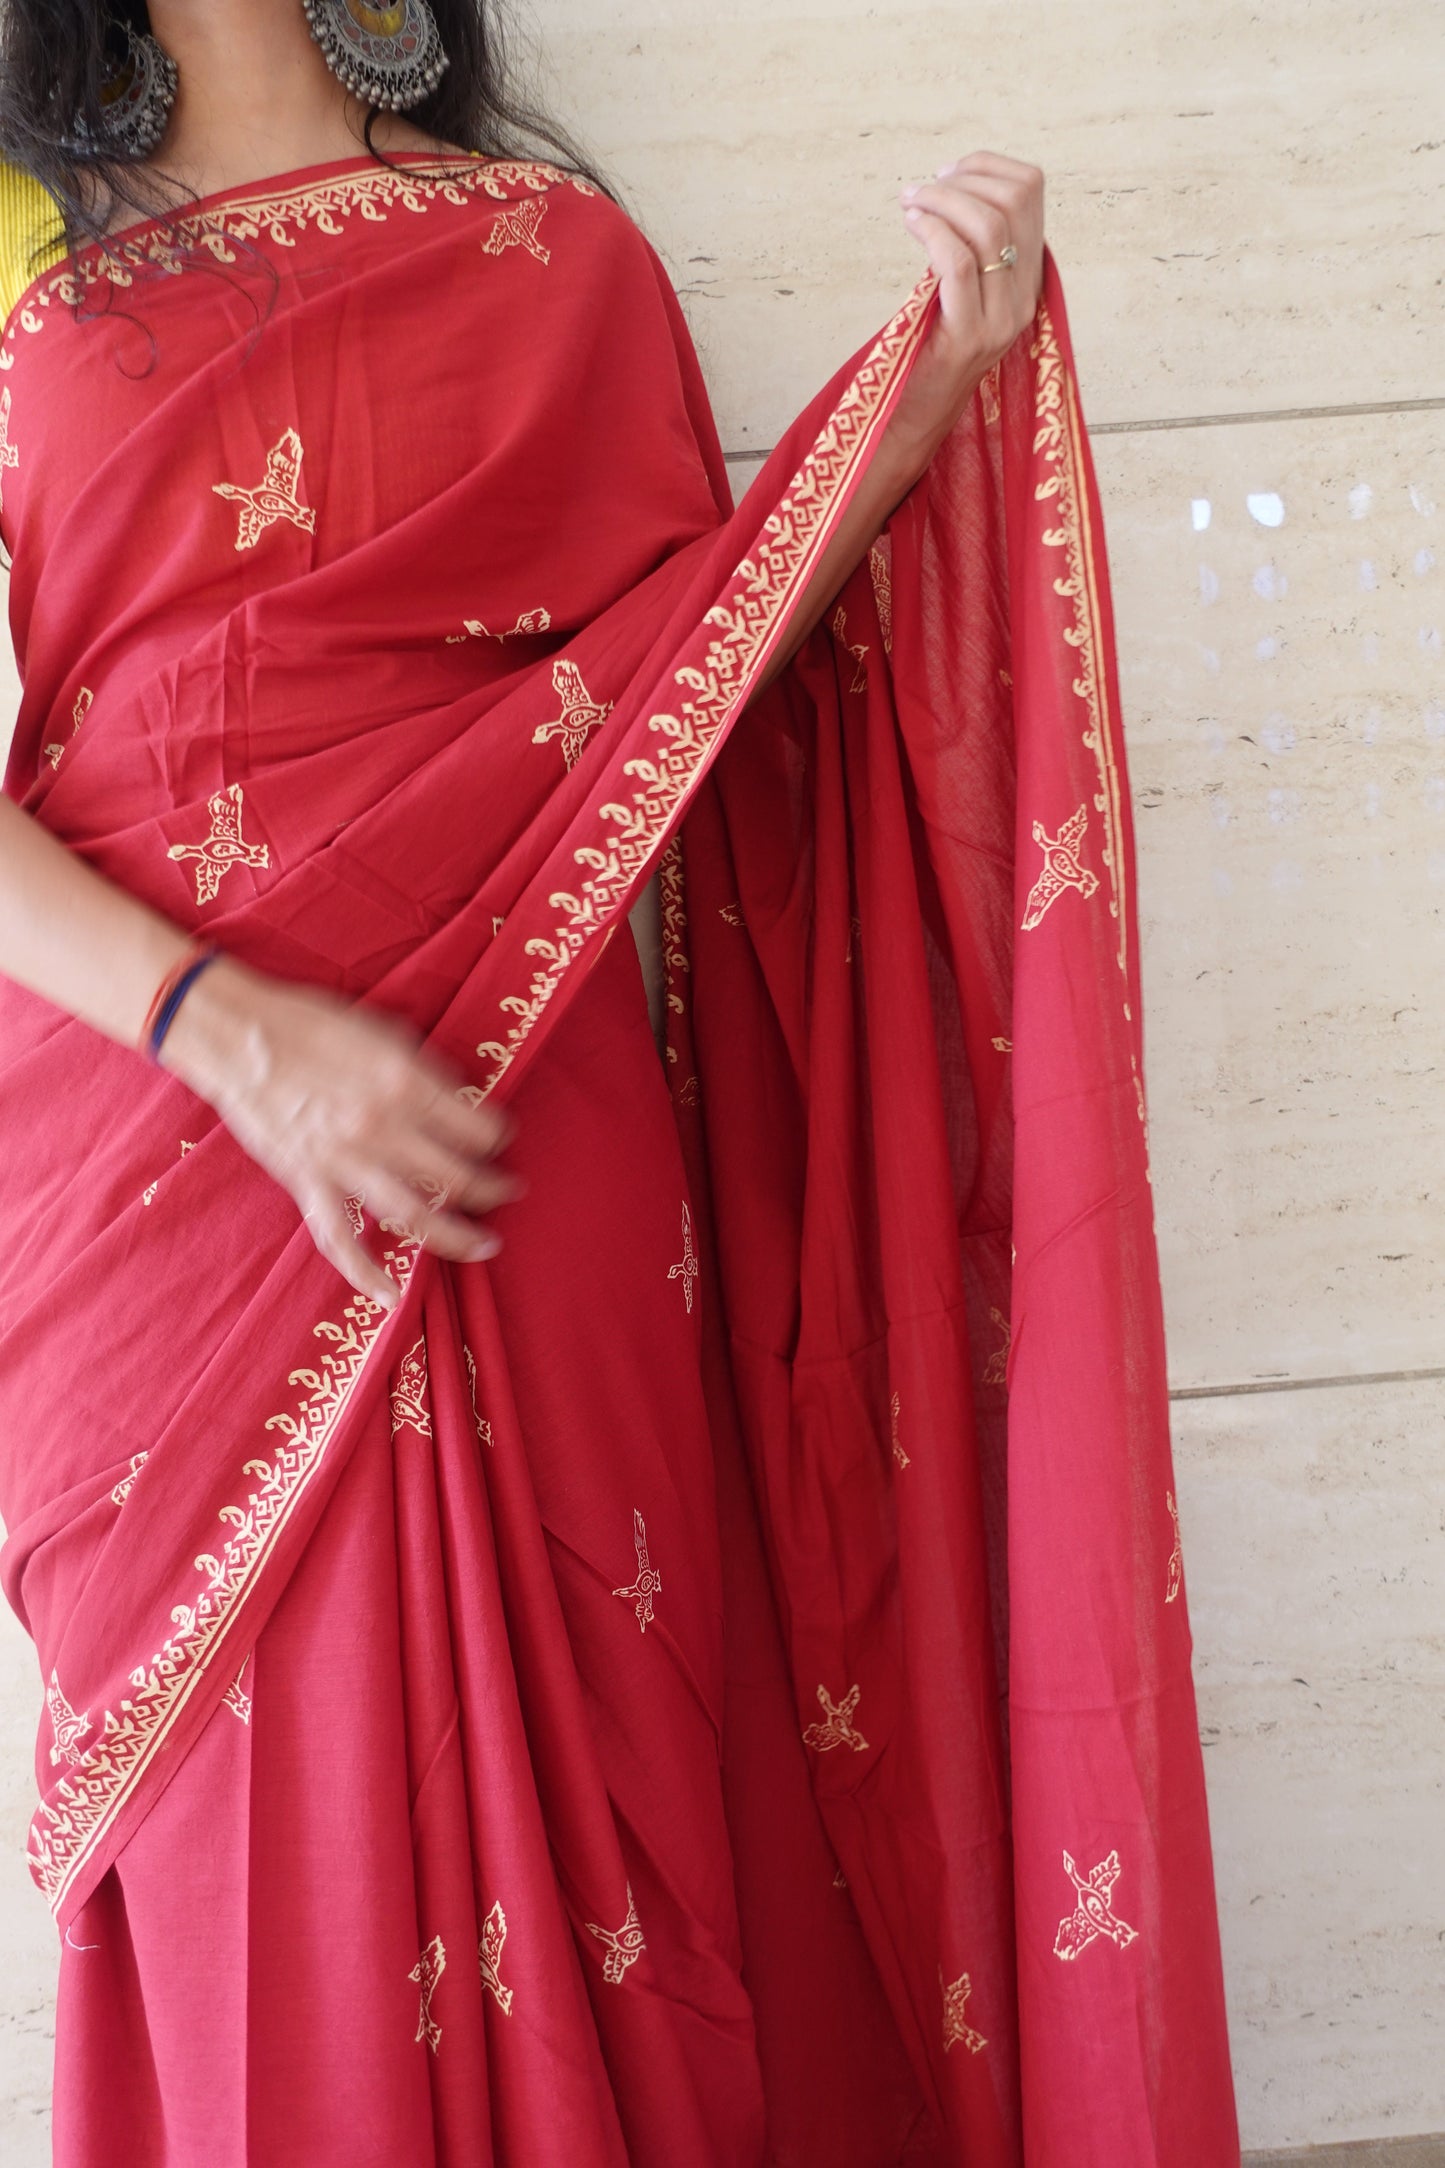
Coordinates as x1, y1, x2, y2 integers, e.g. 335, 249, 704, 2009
0, 0, 608, 265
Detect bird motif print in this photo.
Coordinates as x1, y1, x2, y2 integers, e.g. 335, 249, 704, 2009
0, 386, 18, 517
110, 1451, 149, 1508
482, 196, 551, 264
830, 604, 869, 694
802, 1683, 869, 1754
479, 1900, 514, 2015
223, 1658, 252, 1726
448, 606, 552, 645
585, 1884, 646, 1985
213, 428, 317, 551
983, 1306, 1011, 1389
532, 659, 613, 771
409, 1935, 447, 2052
166, 784, 271, 906
44, 685, 93, 772
46, 1673, 92, 1768
667, 1201, 699, 1314
1021, 803, 1099, 931
389, 1338, 433, 1439
868, 542, 893, 654
1052, 1848, 1139, 1963
940, 1968, 988, 2055
1165, 1491, 1184, 1604
612, 1509, 662, 1633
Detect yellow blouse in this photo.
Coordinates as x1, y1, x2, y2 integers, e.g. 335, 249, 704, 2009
0, 161, 67, 327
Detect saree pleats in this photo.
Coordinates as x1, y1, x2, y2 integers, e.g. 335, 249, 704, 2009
0, 151, 1238, 2163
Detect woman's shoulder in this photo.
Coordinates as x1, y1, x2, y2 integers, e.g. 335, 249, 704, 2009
0, 161, 65, 329
468, 156, 628, 230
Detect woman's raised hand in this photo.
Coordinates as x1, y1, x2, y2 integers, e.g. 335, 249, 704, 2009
162, 957, 518, 1310
891, 150, 1046, 460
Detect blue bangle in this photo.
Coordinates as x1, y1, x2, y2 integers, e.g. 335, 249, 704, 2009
146, 949, 221, 1064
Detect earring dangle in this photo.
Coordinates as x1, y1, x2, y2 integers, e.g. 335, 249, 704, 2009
81, 19, 178, 158
302, 0, 450, 113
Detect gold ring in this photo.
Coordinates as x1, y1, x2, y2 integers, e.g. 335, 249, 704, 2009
982, 243, 1019, 274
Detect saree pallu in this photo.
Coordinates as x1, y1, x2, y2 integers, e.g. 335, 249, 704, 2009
0, 152, 1239, 2165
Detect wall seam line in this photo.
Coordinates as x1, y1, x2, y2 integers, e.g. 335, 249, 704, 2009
1170, 1365, 1445, 1404
723, 393, 1445, 465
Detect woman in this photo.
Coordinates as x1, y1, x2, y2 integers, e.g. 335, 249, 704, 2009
0, 3, 1240, 2163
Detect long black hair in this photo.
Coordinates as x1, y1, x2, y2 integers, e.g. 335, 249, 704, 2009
0, 0, 608, 270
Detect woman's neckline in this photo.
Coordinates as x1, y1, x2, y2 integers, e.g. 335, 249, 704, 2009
102, 144, 486, 246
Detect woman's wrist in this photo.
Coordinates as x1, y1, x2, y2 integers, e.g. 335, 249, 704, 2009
156, 953, 263, 1099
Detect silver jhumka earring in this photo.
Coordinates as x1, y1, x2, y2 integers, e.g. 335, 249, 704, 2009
82, 19, 178, 158
302, 0, 450, 112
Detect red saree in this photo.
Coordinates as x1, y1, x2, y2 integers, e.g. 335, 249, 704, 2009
0, 151, 1239, 2166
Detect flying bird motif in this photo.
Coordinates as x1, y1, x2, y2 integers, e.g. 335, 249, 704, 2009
1053, 1848, 1139, 1963
612, 1509, 662, 1633
802, 1683, 869, 1755
167, 783, 271, 905
666, 1200, 699, 1314
389, 1338, 433, 1439
1165, 1491, 1184, 1604
409, 1935, 447, 2053
532, 659, 613, 771
46, 1673, 92, 1768
1021, 803, 1099, 931
483, 196, 551, 264
479, 1900, 514, 2015
213, 428, 317, 551
0, 386, 18, 516
585, 1884, 646, 1985
940, 1968, 988, 2056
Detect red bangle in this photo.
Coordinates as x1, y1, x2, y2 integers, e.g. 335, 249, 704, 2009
139, 945, 219, 1060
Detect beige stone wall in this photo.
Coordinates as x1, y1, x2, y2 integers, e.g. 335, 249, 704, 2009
2, 2, 1443, 2156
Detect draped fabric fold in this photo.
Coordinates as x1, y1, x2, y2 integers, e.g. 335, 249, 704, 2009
0, 151, 1238, 2164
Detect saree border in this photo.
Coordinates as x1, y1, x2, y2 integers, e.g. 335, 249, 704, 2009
26, 268, 936, 1914
29, 1246, 417, 1915
1032, 300, 1149, 1134
0, 156, 587, 355
1031, 301, 1129, 988
473, 275, 939, 1095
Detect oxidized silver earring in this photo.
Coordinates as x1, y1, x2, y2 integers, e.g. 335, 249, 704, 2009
302, 0, 449, 113
79, 19, 178, 158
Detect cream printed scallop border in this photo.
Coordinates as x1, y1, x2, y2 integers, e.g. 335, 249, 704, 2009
472, 275, 937, 1095
23, 272, 937, 1919
0, 158, 592, 358
29, 1246, 417, 1914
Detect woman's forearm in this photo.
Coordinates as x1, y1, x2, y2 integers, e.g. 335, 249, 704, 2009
0, 796, 193, 1049
755, 408, 945, 693
756, 154, 1046, 696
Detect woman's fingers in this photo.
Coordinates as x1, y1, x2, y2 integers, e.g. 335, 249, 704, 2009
906, 179, 1015, 277
184, 967, 526, 1295
351, 1166, 504, 1264
931, 167, 1045, 288
302, 1185, 402, 1310
903, 199, 983, 300
903, 193, 1018, 360
891, 150, 1046, 457
948, 148, 1044, 186
930, 170, 1039, 250
385, 1127, 524, 1218
419, 1079, 514, 1166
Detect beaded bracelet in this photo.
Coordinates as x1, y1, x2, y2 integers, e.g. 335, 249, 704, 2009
140, 946, 221, 1064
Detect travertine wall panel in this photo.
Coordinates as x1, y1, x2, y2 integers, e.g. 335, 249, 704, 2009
1175, 1379, 1445, 2148
0, 1615, 49, 2168
1097, 409, 1445, 1387
534, 0, 1445, 448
